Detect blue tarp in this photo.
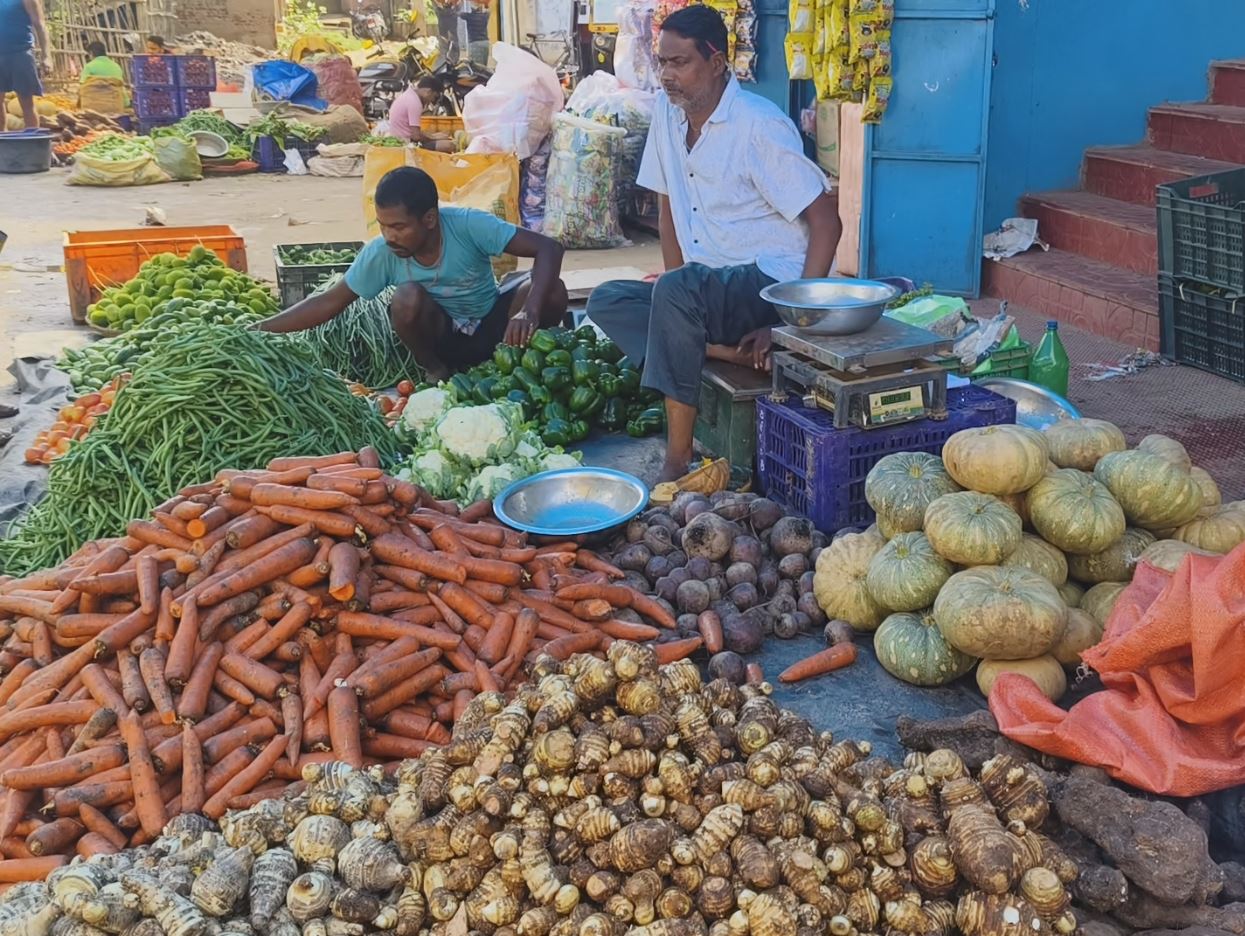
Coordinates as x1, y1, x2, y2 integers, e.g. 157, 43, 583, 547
252, 60, 326, 111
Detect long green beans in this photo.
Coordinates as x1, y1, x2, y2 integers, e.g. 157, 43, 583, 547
0, 323, 398, 575
302, 279, 423, 389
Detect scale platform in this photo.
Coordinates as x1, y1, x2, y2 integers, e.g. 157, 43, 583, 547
771, 319, 955, 429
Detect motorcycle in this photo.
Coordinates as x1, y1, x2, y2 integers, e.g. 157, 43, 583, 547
359, 38, 493, 122
350, 0, 389, 45
357, 53, 410, 121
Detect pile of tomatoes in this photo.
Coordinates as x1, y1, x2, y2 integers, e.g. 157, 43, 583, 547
349, 379, 415, 426
24, 374, 127, 465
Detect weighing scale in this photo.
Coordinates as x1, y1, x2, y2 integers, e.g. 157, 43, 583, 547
771, 318, 954, 429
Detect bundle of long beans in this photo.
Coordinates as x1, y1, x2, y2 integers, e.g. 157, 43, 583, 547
0, 324, 398, 575
301, 280, 422, 390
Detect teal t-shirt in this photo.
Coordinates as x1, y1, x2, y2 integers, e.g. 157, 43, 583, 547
345, 207, 517, 320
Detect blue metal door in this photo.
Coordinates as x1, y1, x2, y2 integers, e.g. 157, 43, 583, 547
859, 0, 994, 296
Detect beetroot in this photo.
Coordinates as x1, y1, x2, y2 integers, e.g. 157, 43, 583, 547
654, 576, 679, 605
681, 512, 742, 561
824, 619, 854, 646
757, 567, 780, 597
676, 614, 699, 637
625, 518, 648, 543
722, 613, 763, 654
684, 498, 712, 523
797, 592, 825, 627
725, 562, 758, 588
667, 550, 688, 569
729, 535, 763, 567
778, 553, 809, 579
645, 555, 673, 584
685, 556, 713, 581
798, 570, 815, 595
643, 525, 674, 557
727, 582, 759, 611
676, 579, 711, 615
616, 543, 653, 572
774, 613, 801, 639
770, 516, 815, 557
747, 497, 784, 532
708, 651, 747, 685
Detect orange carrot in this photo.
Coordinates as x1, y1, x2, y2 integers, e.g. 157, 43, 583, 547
504, 608, 540, 667
575, 549, 625, 579
351, 648, 442, 700
209, 523, 314, 582
0, 701, 97, 741
367, 590, 430, 613
77, 804, 127, 851
281, 693, 302, 766
383, 708, 431, 739
117, 710, 166, 838
1, 744, 126, 790
66, 708, 118, 756
202, 747, 253, 799
697, 611, 724, 654
125, 520, 191, 552
224, 620, 269, 656
213, 670, 256, 707
218, 654, 284, 700
359, 664, 447, 721
154, 587, 175, 644
0, 856, 68, 881
76, 832, 120, 858
243, 601, 312, 662
25, 818, 83, 856
268, 453, 358, 472
326, 686, 363, 768
163, 599, 198, 688
198, 591, 261, 641
70, 662, 124, 712
304, 651, 357, 721
202, 734, 287, 819
541, 631, 602, 661
0, 597, 56, 625
370, 534, 469, 585
306, 473, 369, 498
138, 648, 176, 724
745, 662, 764, 685
473, 658, 500, 693
336, 611, 461, 650
475, 612, 514, 665
328, 543, 360, 603
570, 599, 612, 622
777, 643, 858, 683
224, 515, 282, 551
341, 504, 391, 538
0, 661, 38, 707
250, 484, 357, 511
457, 555, 523, 587
554, 583, 632, 605
362, 733, 433, 759
515, 593, 592, 635
201, 718, 277, 764
256, 504, 358, 538
92, 607, 157, 656
180, 724, 205, 814
598, 619, 661, 641
176, 641, 223, 723
133, 555, 160, 618
197, 538, 318, 608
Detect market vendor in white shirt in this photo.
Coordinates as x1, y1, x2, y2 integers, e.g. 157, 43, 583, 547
586, 4, 841, 482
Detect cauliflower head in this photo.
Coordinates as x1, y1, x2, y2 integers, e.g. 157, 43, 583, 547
397, 447, 463, 499
433, 401, 524, 466
539, 451, 582, 472
402, 387, 454, 436
462, 463, 526, 504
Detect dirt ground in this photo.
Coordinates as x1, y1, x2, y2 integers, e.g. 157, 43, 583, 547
3, 167, 1245, 498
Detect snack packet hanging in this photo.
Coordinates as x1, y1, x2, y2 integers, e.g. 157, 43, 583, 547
785, 33, 815, 80
734, 47, 757, 82
862, 76, 892, 122
869, 32, 892, 77
789, 0, 814, 34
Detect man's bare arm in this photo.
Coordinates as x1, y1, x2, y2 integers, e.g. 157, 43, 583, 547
22, 0, 50, 69
799, 190, 842, 279
258, 280, 358, 333
657, 195, 684, 272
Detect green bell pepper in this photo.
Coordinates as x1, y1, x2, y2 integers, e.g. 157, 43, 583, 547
473, 376, 499, 405
595, 338, 622, 363
545, 349, 573, 369
639, 388, 663, 404
570, 343, 593, 364
574, 325, 598, 345
542, 402, 571, 423
597, 373, 621, 398
542, 366, 572, 392
512, 367, 539, 392
571, 359, 599, 387
520, 349, 546, 374
492, 345, 519, 375
449, 373, 475, 401
506, 389, 533, 418
599, 397, 626, 431
569, 418, 590, 442
617, 368, 642, 398
597, 361, 618, 379
528, 330, 558, 354
568, 386, 602, 415
542, 418, 573, 447
490, 375, 516, 399
626, 405, 665, 437
554, 328, 577, 350
528, 385, 552, 406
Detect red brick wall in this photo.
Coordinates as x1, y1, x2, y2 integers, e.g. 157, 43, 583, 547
175, 0, 278, 47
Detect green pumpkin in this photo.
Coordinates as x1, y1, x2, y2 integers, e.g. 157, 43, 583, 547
1138, 538, 1216, 573
933, 566, 1067, 661
1056, 580, 1085, 608
865, 532, 954, 612
1065, 527, 1155, 584
864, 452, 961, 535
1093, 450, 1202, 531
875, 610, 977, 687
1042, 418, 1126, 471
1080, 581, 1127, 627
1001, 533, 1068, 586
923, 492, 1022, 566
1026, 468, 1126, 555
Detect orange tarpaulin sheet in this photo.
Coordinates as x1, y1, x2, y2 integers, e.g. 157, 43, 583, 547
989, 543, 1245, 796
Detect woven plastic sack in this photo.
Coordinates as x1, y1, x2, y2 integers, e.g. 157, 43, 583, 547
544, 113, 628, 249
520, 137, 551, 232
990, 543, 1245, 796
615, 0, 659, 90
78, 76, 126, 115
67, 152, 170, 186
463, 43, 563, 160
152, 135, 203, 181
305, 54, 365, 116
567, 73, 654, 220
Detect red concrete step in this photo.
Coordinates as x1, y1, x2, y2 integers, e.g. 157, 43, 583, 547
1211, 60, 1245, 106
1149, 102, 1245, 163
982, 248, 1159, 351
1083, 144, 1238, 206
1020, 190, 1157, 276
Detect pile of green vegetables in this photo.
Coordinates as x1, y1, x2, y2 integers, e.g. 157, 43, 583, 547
394, 391, 580, 504
175, 110, 244, 144
244, 114, 327, 149
0, 323, 397, 575
61, 298, 270, 393
361, 133, 406, 147
302, 279, 421, 389
278, 245, 358, 265
447, 325, 666, 446
85, 246, 278, 331
78, 133, 153, 161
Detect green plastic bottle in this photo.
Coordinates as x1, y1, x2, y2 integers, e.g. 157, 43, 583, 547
1028, 320, 1070, 397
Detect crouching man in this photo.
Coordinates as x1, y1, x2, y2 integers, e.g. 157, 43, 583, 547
586, 5, 841, 482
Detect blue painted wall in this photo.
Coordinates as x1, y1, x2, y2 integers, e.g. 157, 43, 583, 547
983, 0, 1245, 231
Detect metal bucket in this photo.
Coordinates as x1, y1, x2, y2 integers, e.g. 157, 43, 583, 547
0, 129, 53, 174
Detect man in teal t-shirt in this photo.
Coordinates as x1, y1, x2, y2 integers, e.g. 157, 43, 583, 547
261, 167, 568, 382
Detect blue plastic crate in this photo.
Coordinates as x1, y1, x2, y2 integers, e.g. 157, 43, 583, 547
132, 54, 175, 88
134, 87, 178, 120
251, 135, 320, 173
757, 385, 1018, 534
137, 115, 177, 135
179, 87, 212, 116
174, 55, 217, 90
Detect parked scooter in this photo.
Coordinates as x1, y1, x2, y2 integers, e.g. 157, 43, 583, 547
350, 0, 389, 45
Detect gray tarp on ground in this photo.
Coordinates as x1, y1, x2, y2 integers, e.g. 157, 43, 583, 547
0, 356, 70, 535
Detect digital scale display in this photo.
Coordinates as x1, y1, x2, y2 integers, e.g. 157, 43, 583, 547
866, 385, 925, 424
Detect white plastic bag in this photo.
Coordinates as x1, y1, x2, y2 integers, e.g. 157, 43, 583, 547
567, 74, 655, 220
463, 43, 564, 160
614, 0, 659, 91
283, 148, 309, 175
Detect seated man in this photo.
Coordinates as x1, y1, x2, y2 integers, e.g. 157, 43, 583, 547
388, 76, 454, 151
587, 5, 841, 482
260, 166, 568, 381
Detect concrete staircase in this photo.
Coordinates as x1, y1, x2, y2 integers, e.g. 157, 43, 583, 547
983, 61, 1245, 350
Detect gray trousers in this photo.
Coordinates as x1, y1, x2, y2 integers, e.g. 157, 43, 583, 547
586, 263, 778, 406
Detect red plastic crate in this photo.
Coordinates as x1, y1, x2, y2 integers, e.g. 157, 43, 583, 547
174, 55, 217, 90
132, 54, 175, 88
134, 86, 177, 120
757, 385, 1018, 534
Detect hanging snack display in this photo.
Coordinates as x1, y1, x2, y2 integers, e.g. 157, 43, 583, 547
653, 0, 758, 82
796, 0, 893, 122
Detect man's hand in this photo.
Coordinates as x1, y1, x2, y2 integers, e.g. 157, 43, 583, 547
736, 327, 773, 371
39, 53, 52, 76
504, 310, 536, 347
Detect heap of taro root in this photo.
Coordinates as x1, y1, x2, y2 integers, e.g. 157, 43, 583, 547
0, 451, 703, 864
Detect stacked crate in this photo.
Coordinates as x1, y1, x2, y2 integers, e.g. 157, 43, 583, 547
131, 54, 217, 135
1157, 170, 1245, 383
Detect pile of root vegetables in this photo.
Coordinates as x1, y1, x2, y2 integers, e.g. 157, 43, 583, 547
0, 645, 1236, 936
603, 492, 844, 684
0, 451, 702, 864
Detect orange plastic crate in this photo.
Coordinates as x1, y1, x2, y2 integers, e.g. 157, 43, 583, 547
63, 226, 248, 325
422, 115, 464, 135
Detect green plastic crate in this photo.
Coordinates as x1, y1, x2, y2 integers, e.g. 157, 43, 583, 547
694, 362, 770, 469
273, 242, 363, 307
971, 341, 1032, 380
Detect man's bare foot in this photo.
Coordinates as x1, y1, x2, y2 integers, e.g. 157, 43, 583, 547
658, 459, 691, 484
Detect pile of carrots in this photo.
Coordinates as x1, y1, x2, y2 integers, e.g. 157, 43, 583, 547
51, 130, 103, 161
24, 376, 126, 466
0, 448, 700, 873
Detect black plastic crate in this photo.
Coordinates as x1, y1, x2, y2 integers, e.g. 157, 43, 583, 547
174, 55, 217, 90
757, 385, 1018, 534
275, 242, 364, 306
134, 86, 178, 120
179, 87, 212, 116
131, 54, 175, 88
1159, 274, 1245, 383
1158, 167, 1245, 295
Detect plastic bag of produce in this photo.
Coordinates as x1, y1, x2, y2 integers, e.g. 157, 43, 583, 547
305, 53, 365, 115
67, 151, 170, 186
543, 113, 628, 249
520, 136, 551, 232
615, 0, 659, 90
567, 72, 654, 220
152, 135, 203, 181
463, 43, 563, 160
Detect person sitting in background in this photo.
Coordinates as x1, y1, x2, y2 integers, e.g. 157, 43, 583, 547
79, 40, 128, 110
0, 0, 51, 129
145, 35, 171, 54
259, 167, 569, 382
586, 5, 841, 482
80, 40, 121, 80
388, 75, 454, 151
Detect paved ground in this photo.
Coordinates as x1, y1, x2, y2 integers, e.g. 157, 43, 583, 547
2, 168, 1244, 497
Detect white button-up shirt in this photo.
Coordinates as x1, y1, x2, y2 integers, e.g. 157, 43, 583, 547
636, 77, 831, 284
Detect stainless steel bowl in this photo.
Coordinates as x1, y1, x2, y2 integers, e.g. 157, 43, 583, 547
974, 377, 1082, 430
760, 278, 901, 335
493, 467, 649, 539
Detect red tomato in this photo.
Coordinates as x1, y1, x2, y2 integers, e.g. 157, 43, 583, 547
39, 450, 56, 465
377, 396, 395, 415
24, 448, 43, 464
397, 379, 415, 396
60, 405, 85, 423
54, 438, 71, 454
76, 393, 102, 408
87, 404, 110, 417
68, 425, 87, 440
50, 421, 69, 434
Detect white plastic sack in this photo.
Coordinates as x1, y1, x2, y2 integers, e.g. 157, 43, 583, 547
566, 73, 655, 221
464, 43, 564, 160
308, 154, 364, 177
543, 113, 628, 249
284, 148, 309, 175
614, 0, 659, 91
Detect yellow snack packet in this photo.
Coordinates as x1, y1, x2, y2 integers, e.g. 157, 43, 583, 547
785, 32, 815, 79
862, 75, 892, 122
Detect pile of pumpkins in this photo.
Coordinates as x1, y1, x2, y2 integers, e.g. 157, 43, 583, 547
811, 419, 1240, 701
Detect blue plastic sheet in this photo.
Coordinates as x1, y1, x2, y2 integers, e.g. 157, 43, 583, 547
251, 61, 326, 111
